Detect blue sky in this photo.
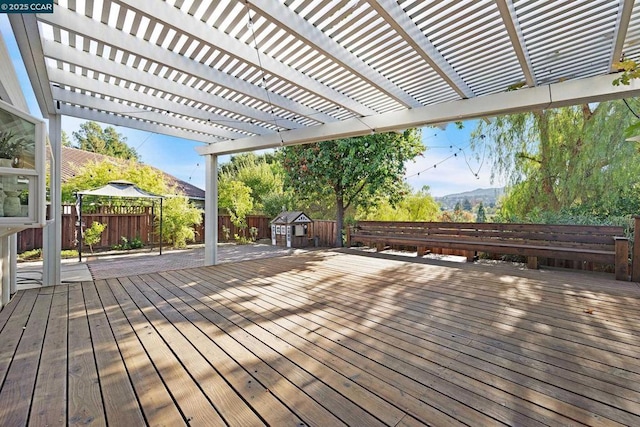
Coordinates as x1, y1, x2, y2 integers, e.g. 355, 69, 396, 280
0, 15, 501, 197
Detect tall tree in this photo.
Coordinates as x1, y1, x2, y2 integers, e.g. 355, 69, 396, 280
281, 130, 424, 246
476, 202, 486, 223
72, 121, 139, 160
218, 152, 284, 214
471, 101, 638, 219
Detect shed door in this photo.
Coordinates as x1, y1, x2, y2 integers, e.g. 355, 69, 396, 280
286, 225, 291, 248
271, 225, 276, 245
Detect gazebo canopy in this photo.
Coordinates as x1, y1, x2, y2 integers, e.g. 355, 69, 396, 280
8, 1, 640, 156
77, 180, 163, 199
76, 180, 164, 259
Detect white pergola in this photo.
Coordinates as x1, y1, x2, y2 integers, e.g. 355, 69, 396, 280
4, 0, 640, 287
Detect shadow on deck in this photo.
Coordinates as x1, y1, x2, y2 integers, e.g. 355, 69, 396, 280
1, 250, 640, 426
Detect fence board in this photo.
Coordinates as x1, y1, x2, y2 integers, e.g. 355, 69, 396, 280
17, 207, 282, 252
312, 220, 338, 247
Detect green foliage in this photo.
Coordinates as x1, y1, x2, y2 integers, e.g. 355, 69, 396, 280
218, 179, 253, 232
0, 131, 27, 160
84, 221, 107, 253
159, 195, 202, 248
222, 225, 231, 241
462, 198, 472, 211
281, 130, 424, 246
61, 159, 168, 203
234, 234, 253, 244
112, 236, 144, 251
72, 121, 139, 160
18, 248, 79, 260
261, 191, 296, 218
471, 101, 638, 218
476, 202, 487, 223
61, 130, 72, 147
612, 59, 640, 86
218, 152, 284, 214
61, 249, 79, 259
249, 227, 259, 241
357, 188, 440, 221
18, 248, 42, 260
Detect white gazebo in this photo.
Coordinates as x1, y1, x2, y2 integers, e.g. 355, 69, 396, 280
2, 1, 640, 301
76, 180, 164, 260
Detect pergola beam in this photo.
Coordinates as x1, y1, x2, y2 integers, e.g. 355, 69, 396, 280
57, 104, 214, 144
247, 0, 422, 108
128, 0, 375, 116
608, 0, 635, 71
38, 7, 340, 125
197, 73, 640, 155
43, 40, 305, 133
8, 14, 54, 116
370, 0, 475, 99
50, 80, 245, 140
496, 0, 537, 87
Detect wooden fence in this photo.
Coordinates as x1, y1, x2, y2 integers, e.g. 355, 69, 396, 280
311, 220, 339, 247
17, 207, 321, 252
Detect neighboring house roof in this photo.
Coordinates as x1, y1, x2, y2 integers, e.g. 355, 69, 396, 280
271, 211, 312, 224
56, 146, 205, 200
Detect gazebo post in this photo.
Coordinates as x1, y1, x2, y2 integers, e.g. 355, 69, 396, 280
151, 201, 155, 251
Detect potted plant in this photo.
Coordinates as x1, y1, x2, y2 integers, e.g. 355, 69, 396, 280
0, 131, 26, 167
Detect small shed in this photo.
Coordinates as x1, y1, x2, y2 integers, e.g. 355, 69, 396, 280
270, 211, 312, 248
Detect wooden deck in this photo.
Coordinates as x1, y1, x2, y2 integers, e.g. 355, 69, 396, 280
1, 250, 640, 426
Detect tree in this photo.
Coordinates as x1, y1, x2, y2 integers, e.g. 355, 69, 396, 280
462, 198, 472, 211
72, 121, 139, 160
159, 195, 202, 248
61, 130, 72, 147
471, 101, 638, 219
281, 130, 424, 246
61, 159, 167, 203
357, 187, 440, 221
83, 222, 106, 253
218, 152, 284, 213
476, 202, 486, 223
218, 179, 254, 235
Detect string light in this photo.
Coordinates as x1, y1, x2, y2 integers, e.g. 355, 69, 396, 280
406, 133, 488, 180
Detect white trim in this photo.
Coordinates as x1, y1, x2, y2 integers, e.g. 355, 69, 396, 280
247, 0, 421, 109
197, 74, 640, 155
43, 113, 61, 287
204, 154, 217, 266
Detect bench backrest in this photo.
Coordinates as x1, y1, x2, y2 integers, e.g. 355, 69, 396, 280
350, 221, 624, 250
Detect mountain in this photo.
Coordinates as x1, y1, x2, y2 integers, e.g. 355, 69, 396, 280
435, 187, 504, 210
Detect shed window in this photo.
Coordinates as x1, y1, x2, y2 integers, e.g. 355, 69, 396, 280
295, 224, 307, 236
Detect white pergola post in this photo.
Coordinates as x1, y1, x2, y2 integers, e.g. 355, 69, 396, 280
204, 154, 218, 266
43, 113, 62, 286
0, 236, 9, 308
9, 235, 17, 294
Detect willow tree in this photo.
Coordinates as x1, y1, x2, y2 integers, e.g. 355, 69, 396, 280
471, 100, 639, 219
281, 130, 424, 246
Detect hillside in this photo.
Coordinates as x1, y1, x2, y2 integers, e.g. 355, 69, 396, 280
435, 187, 504, 210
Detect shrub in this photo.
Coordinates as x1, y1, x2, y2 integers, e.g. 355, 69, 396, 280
84, 222, 107, 253
18, 248, 42, 261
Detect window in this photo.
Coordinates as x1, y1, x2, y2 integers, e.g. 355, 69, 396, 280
0, 100, 46, 227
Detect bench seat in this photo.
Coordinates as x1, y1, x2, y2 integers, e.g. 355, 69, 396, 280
348, 221, 629, 281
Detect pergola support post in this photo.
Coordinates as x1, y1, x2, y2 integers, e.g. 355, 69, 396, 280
43, 113, 62, 286
0, 236, 9, 309
204, 154, 218, 266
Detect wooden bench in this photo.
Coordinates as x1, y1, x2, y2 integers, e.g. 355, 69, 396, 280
347, 221, 629, 281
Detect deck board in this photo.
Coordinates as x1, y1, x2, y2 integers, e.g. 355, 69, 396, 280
1, 250, 639, 426
29, 288, 68, 426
